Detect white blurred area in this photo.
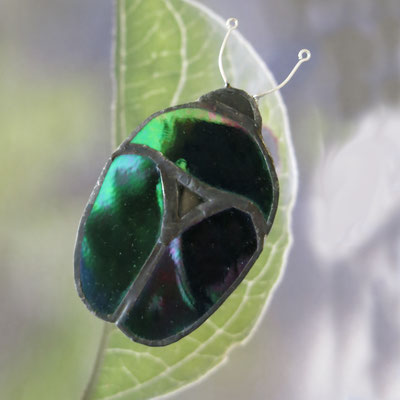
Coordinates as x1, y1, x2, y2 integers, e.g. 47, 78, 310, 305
310, 107, 400, 262
302, 106, 400, 400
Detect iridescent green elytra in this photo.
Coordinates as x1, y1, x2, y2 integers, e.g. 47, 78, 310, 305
75, 87, 279, 346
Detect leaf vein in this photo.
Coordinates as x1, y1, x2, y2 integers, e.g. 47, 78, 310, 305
164, 0, 188, 106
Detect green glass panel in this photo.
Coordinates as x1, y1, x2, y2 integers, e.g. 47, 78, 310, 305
131, 108, 274, 220
118, 208, 257, 342
79, 154, 163, 316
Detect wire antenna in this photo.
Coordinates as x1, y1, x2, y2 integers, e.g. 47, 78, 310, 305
218, 18, 239, 87
253, 49, 311, 100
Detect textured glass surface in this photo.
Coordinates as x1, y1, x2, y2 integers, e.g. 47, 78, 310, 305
80, 154, 163, 316
131, 108, 274, 220
119, 208, 257, 341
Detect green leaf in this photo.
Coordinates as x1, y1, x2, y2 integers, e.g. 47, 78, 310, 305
85, 0, 297, 399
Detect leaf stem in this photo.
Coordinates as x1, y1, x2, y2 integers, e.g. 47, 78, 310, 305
82, 323, 112, 400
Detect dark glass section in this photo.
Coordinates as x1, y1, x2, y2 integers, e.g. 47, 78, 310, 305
118, 240, 201, 342
79, 154, 163, 316
181, 208, 257, 309
132, 108, 274, 221
119, 208, 257, 342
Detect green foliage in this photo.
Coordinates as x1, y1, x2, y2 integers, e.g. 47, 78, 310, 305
84, 0, 298, 399
0, 66, 105, 399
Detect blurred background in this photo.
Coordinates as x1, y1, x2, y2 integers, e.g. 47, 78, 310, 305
0, 0, 399, 399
